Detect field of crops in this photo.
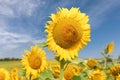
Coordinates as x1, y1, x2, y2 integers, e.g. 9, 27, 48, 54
0, 61, 22, 71
0, 60, 58, 71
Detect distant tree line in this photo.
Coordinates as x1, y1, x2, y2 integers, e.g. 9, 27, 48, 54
0, 57, 21, 61
118, 55, 120, 63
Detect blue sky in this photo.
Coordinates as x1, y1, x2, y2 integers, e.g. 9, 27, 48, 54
0, 0, 120, 59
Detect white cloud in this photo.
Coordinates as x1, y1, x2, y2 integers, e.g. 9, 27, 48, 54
0, 0, 45, 17
0, 0, 18, 5
0, 19, 36, 57
2, 44, 19, 50
0, 20, 8, 31
0, 18, 34, 44
0, 31, 33, 44
16, 0, 38, 16
0, 5, 14, 17
0, 0, 47, 57
32, 38, 46, 44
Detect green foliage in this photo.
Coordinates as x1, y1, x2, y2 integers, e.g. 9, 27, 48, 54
35, 69, 54, 80
37, 42, 47, 47
72, 73, 88, 80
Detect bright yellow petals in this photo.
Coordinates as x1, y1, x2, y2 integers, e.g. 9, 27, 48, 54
21, 45, 48, 79
110, 65, 120, 77
116, 75, 120, 80
10, 68, 18, 80
45, 7, 91, 61
64, 64, 81, 80
107, 42, 114, 54
10, 68, 23, 80
0, 68, 10, 80
86, 58, 97, 69
51, 64, 60, 78
88, 70, 106, 80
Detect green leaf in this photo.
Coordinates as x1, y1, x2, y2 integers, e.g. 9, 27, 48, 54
72, 76, 81, 80
35, 69, 54, 80
36, 42, 47, 47
70, 58, 84, 65
72, 73, 88, 80
20, 69, 26, 76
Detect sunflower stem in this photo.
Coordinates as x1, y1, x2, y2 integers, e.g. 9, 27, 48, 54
104, 57, 107, 68
29, 73, 32, 80
59, 60, 66, 80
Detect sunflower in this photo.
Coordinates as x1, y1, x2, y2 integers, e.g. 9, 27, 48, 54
18, 76, 23, 80
10, 68, 18, 80
88, 70, 106, 80
110, 65, 120, 77
45, 7, 91, 61
63, 64, 82, 80
86, 58, 97, 69
0, 68, 10, 80
51, 64, 60, 78
107, 42, 114, 54
10, 68, 24, 80
21, 45, 48, 80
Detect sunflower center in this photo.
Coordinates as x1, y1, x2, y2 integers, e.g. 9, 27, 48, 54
0, 72, 5, 80
28, 55, 42, 69
62, 25, 78, 42
53, 25, 80, 49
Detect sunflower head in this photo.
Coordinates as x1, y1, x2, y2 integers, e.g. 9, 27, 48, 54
0, 68, 10, 80
64, 64, 81, 80
18, 76, 23, 80
45, 7, 91, 61
10, 68, 18, 80
106, 42, 114, 54
51, 64, 60, 78
86, 58, 97, 69
110, 65, 120, 77
21, 45, 48, 79
88, 70, 106, 80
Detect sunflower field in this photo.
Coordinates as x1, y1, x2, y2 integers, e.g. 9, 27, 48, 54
0, 7, 120, 80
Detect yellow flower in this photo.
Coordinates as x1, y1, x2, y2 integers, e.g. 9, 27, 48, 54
51, 64, 60, 78
116, 75, 120, 80
107, 42, 114, 54
10, 68, 18, 80
64, 64, 82, 80
10, 68, 24, 80
45, 7, 91, 61
0, 68, 10, 80
110, 65, 120, 77
88, 70, 106, 80
21, 45, 48, 79
86, 58, 97, 69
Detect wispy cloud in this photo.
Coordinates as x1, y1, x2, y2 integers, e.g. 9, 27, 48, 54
0, 0, 47, 58
0, 31, 33, 44
0, 0, 45, 17
0, 5, 14, 17
88, 0, 120, 30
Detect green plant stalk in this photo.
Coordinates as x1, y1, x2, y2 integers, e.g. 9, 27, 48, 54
101, 51, 108, 69
59, 68, 64, 80
104, 56, 107, 68
59, 60, 66, 80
